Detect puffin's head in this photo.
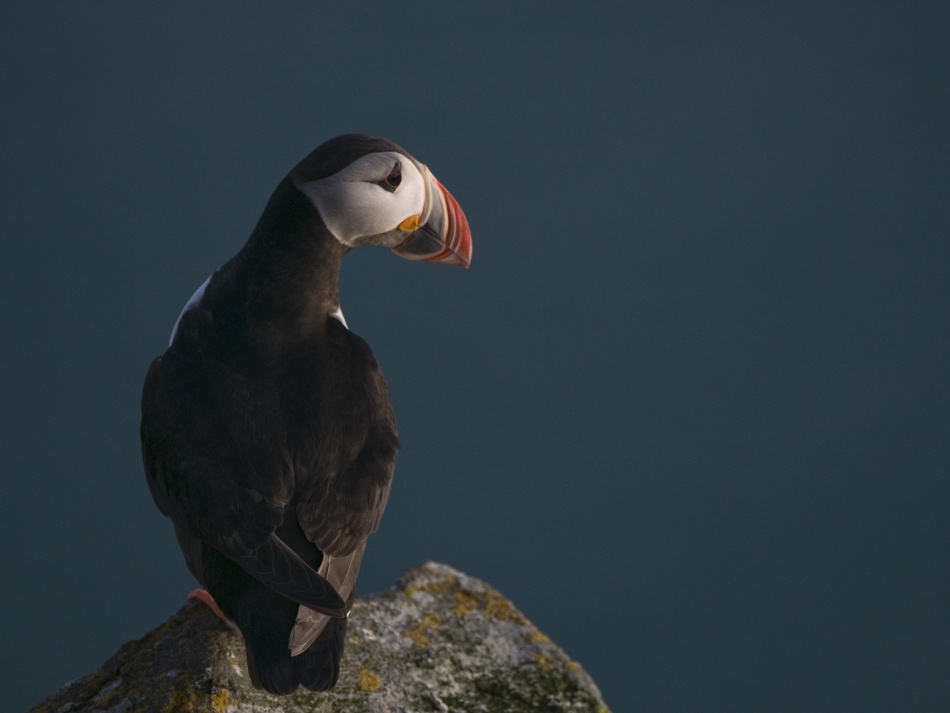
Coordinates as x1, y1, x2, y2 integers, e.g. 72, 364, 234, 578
292, 134, 472, 268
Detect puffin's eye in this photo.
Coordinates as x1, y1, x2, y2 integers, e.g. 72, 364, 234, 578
381, 164, 402, 191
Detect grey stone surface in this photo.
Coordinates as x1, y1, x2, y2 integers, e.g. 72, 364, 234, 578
29, 562, 611, 713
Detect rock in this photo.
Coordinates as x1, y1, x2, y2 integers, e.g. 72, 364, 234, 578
29, 562, 611, 712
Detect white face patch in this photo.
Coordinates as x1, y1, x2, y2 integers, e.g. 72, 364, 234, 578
295, 151, 428, 247
169, 274, 211, 346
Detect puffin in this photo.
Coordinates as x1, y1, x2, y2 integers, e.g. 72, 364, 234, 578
140, 134, 472, 694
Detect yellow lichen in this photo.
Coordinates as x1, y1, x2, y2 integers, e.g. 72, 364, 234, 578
452, 589, 480, 616
158, 670, 201, 712
482, 590, 516, 621
358, 668, 382, 692
534, 653, 555, 672
402, 612, 442, 647
405, 572, 458, 597
210, 687, 232, 712
162, 688, 196, 712
525, 627, 551, 644
448, 585, 528, 626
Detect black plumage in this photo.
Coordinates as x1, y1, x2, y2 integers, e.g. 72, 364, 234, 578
141, 135, 470, 694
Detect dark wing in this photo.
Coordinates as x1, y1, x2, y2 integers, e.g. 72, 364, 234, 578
289, 327, 399, 652
293, 324, 399, 558
141, 350, 286, 558
296, 419, 397, 556
237, 533, 346, 616
289, 429, 395, 652
141, 348, 345, 614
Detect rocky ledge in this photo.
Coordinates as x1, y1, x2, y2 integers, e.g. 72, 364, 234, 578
30, 562, 610, 712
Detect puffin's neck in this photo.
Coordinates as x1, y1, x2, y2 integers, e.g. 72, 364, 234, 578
233, 177, 349, 346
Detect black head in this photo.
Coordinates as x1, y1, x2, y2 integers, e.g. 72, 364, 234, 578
291, 134, 410, 184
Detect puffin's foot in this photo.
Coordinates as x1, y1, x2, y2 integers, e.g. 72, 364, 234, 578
188, 588, 238, 631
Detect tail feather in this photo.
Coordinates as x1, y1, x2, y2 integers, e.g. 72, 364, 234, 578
295, 616, 348, 691
236, 580, 347, 694
197, 539, 348, 694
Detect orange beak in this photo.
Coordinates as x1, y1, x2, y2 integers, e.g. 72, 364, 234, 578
392, 173, 472, 268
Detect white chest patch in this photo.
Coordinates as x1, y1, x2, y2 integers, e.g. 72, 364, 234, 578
169, 274, 211, 346
329, 305, 349, 329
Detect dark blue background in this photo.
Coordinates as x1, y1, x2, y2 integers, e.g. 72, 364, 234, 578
2, 3, 948, 710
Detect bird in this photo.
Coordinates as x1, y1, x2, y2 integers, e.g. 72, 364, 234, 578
140, 133, 472, 695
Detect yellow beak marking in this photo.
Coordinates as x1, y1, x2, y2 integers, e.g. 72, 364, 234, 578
398, 215, 420, 232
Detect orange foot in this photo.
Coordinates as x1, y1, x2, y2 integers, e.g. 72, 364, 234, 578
188, 589, 238, 631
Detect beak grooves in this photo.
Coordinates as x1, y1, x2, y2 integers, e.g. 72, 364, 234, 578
392, 171, 472, 268
426, 176, 472, 268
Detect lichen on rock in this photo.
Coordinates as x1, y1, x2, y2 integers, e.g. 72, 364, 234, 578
29, 562, 610, 713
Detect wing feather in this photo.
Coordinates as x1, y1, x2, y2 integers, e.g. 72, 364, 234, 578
141, 347, 291, 561
238, 534, 346, 616
289, 541, 366, 655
